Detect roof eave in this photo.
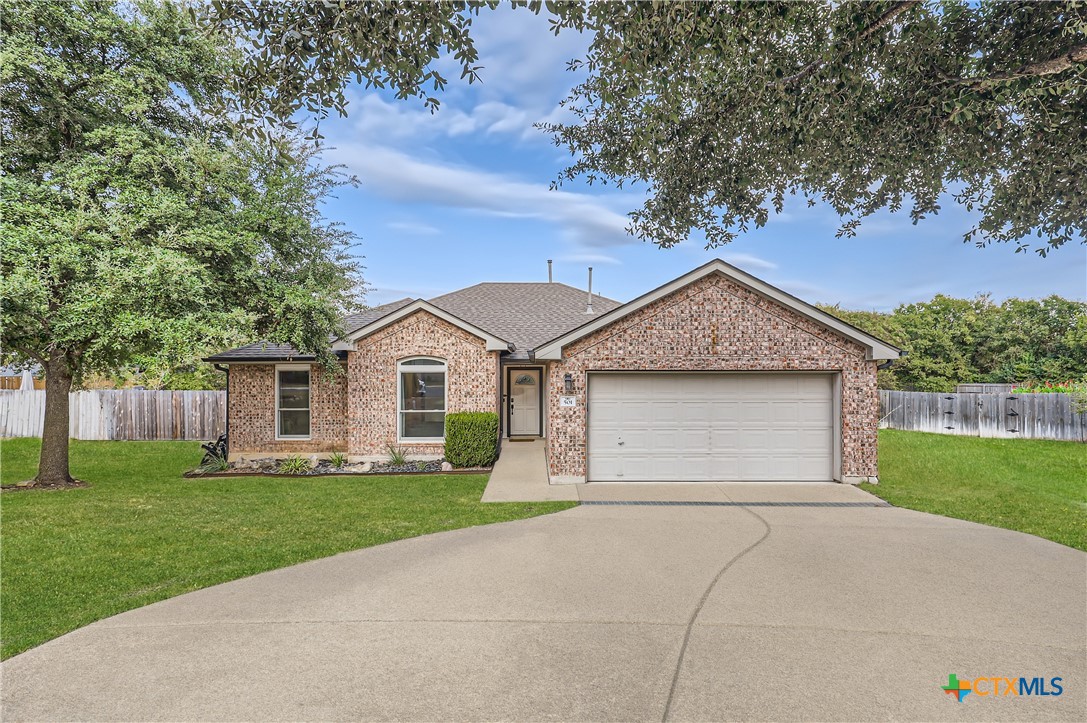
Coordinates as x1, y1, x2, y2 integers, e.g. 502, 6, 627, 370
201, 351, 348, 364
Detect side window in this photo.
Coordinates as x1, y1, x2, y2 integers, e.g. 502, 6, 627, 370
276, 367, 311, 438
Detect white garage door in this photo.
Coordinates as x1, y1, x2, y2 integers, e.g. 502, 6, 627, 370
587, 373, 834, 482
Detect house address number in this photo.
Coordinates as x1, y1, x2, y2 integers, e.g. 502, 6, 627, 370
559, 396, 577, 407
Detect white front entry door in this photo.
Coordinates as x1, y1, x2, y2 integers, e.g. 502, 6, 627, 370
509, 369, 541, 436
588, 372, 835, 481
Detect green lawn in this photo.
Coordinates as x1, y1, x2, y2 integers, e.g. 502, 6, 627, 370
0, 438, 574, 659
864, 430, 1086, 551
3, 432, 1083, 660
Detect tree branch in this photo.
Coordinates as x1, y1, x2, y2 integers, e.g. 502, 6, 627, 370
5, 343, 46, 366
961, 43, 1087, 87
782, 1, 923, 86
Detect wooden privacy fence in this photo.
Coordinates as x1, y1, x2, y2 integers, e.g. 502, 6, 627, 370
0, 390, 225, 440
879, 390, 1085, 442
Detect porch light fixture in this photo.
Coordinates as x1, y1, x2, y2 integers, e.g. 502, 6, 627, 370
563, 373, 574, 394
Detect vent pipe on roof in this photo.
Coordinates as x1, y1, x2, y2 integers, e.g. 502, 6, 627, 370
586, 267, 595, 314
547, 259, 553, 283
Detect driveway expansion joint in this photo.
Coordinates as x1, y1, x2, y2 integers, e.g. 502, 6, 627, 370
661, 503, 773, 722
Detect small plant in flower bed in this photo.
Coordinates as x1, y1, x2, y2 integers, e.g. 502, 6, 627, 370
192, 456, 230, 475
326, 451, 349, 468
1011, 380, 1085, 394
277, 455, 312, 475
386, 445, 408, 466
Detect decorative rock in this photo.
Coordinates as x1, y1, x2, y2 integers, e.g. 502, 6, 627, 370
441, 461, 453, 472
360, 462, 373, 473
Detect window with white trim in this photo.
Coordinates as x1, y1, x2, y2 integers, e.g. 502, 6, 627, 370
276, 365, 311, 438
398, 357, 446, 440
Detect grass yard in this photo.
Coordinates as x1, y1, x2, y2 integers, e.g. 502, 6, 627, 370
865, 430, 1086, 552
0, 438, 574, 660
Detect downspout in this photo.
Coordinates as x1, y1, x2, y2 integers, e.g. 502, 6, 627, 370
214, 363, 229, 455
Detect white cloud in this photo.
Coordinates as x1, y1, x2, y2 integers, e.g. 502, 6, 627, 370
326, 143, 636, 247
347, 93, 551, 146
337, 8, 589, 147
719, 253, 778, 271
467, 6, 591, 110
773, 279, 835, 301
559, 253, 622, 265
387, 221, 441, 235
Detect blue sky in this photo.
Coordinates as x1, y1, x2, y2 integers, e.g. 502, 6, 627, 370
316, 7, 1086, 311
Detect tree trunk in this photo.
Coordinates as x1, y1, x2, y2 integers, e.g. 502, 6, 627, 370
36, 351, 74, 486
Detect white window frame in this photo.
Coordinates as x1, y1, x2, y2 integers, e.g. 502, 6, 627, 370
397, 357, 447, 443
275, 363, 312, 440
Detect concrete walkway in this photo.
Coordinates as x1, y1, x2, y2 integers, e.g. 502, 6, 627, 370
482, 438, 577, 502
3, 499, 1084, 721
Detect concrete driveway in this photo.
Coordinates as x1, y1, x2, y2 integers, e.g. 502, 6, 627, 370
2, 485, 1084, 722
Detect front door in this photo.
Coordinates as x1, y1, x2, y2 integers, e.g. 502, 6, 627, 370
509, 369, 541, 436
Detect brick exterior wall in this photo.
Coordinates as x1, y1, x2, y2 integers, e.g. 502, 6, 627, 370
347, 310, 500, 456
228, 363, 347, 454
545, 273, 880, 481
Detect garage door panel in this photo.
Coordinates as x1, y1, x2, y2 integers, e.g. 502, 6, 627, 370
798, 400, 830, 423
770, 402, 801, 424
588, 373, 834, 482
739, 401, 772, 423
709, 401, 742, 425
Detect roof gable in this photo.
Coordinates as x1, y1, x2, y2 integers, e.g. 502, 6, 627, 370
533, 259, 901, 361
333, 299, 512, 352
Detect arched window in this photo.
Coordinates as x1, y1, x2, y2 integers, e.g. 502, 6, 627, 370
397, 357, 446, 441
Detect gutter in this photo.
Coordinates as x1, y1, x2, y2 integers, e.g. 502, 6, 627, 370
877, 351, 905, 371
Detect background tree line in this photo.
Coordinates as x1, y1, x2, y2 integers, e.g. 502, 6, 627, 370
820, 295, 1087, 391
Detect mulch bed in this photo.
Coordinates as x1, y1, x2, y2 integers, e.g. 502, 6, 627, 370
2, 479, 89, 493
183, 467, 491, 479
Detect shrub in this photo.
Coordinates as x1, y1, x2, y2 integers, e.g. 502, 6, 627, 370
277, 455, 312, 475
327, 451, 348, 468
444, 411, 499, 468
1011, 379, 1085, 395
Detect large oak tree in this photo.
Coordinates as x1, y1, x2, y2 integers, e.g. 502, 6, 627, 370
1, 1, 361, 486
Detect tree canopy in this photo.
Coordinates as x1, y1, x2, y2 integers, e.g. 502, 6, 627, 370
206, 1, 1087, 254
821, 295, 1087, 391
0, 1, 362, 484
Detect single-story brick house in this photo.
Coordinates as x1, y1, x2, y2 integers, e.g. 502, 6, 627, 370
206, 259, 900, 483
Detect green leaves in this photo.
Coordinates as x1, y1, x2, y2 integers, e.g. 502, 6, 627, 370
821, 294, 1087, 391
542, 1, 1087, 254
0, 1, 362, 385
199, 0, 490, 131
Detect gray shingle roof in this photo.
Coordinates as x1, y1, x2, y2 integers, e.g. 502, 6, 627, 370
205, 284, 621, 362
204, 342, 321, 363
428, 282, 621, 353
342, 298, 414, 335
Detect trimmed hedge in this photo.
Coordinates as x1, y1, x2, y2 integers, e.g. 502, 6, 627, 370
444, 411, 500, 468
